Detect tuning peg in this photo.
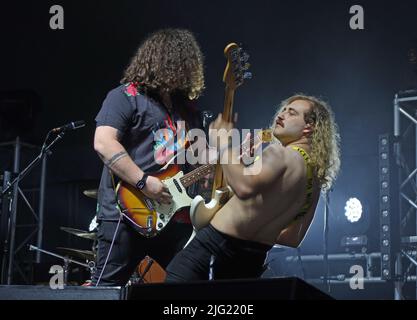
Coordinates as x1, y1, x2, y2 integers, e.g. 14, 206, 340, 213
243, 63, 251, 70
233, 70, 242, 79
243, 72, 252, 80
238, 43, 247, 50
241, 52, 250, 62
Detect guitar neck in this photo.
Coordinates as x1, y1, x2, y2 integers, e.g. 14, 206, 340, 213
211, 85, 235, 196
180, 164, 215, 188
222, 85, 235, 122
179, 127, 267, 190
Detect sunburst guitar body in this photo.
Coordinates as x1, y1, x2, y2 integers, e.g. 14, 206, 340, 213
116, 159, 214, 237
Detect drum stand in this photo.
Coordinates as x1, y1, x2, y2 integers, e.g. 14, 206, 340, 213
29, 245, 96, 285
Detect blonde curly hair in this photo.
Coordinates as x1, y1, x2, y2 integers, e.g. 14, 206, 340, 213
121, 28, 205, 100
271, 94, 341, 191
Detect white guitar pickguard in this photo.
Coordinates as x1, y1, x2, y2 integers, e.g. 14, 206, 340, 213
153, 171, 193, 231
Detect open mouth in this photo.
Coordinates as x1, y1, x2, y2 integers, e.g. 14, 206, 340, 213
276, 120, 284, 127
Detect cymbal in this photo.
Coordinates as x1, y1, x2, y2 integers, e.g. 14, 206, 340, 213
83, 189, 98, 199
60, 227, 97, 240
57, 247, 95, 261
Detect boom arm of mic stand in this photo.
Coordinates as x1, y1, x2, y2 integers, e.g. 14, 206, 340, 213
1, 131, 65, 196
29, 245, 89, 269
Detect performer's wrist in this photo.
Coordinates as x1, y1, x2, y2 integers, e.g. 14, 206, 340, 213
135, 173, 149, 190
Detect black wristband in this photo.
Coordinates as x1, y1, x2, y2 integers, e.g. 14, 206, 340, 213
136, 173, 149, 190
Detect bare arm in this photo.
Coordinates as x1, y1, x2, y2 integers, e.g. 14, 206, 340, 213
219, 144, 288, 199
94, 126, 143, 186
208, 114, 287, 199
94, 125, 172, 203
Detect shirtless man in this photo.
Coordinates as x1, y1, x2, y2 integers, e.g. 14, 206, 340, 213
165, 94, 341, 281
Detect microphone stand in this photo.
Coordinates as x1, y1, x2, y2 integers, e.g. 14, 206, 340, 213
29, 245, 94, 285
1, 130, 66, 284
1, 130, 65, 196
322, 189, 331, 293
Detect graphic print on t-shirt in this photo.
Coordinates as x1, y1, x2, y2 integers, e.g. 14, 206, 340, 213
123, 82, 189, 166
153, 116, 188, 165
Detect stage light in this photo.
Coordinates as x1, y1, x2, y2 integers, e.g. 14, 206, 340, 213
344, 197, 362, 223
341, 235, 368, 253
379, 134, 392, 280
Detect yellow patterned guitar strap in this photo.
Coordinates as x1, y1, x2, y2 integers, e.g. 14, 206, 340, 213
291, 146, 314, 220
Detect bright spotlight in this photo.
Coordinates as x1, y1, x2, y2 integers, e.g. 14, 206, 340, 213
344, 198, 362, 223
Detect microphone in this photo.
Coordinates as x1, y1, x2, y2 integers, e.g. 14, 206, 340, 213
202, 110, 214, 129
52, 121, 86, 133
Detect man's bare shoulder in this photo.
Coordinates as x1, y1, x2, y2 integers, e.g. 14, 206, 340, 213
262, 144, 306, 171
257, 143, 291, 174
262, 143, 286, 157
285, 146, 310, 173
262, 143, 297, 161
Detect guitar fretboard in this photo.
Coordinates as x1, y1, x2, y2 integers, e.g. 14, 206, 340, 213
179, 130, 271, 188
180, 164, 215, 188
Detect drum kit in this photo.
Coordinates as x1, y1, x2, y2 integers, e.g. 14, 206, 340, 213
30, 188, 165, 285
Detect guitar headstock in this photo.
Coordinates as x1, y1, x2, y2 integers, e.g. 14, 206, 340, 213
223, 43, 252, 90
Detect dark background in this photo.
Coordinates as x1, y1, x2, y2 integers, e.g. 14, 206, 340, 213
1, 0, 417, 298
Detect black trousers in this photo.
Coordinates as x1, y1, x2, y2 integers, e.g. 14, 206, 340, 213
165, 224, 272, 282
91, 219, 192, 286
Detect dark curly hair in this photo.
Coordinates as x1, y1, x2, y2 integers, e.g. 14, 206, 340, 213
121, 28, 205, 100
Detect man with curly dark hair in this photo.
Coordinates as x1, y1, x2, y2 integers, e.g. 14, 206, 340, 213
92, 29, 205, 286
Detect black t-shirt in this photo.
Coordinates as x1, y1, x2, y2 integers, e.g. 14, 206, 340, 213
95, 83, 202, 221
